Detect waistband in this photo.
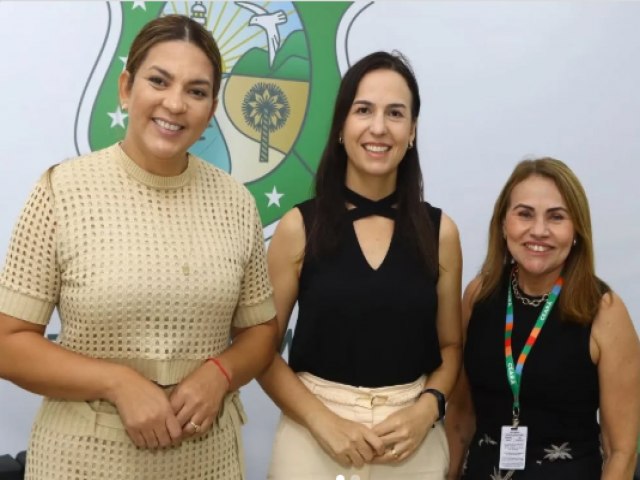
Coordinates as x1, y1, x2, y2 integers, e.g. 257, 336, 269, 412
299, 372, 426, 408
34, 388, 247, 443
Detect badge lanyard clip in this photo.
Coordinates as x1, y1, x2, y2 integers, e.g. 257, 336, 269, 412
511, 406, 520, 429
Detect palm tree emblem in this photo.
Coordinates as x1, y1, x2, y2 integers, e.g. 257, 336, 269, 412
490, 467, 515, 480
242, 82, 290, 163
478, 433, 498, 447
542, 442, 573, 461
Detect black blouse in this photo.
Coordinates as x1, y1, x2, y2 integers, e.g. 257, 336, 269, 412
463, 270, 601, 478
288, 198, 443, 387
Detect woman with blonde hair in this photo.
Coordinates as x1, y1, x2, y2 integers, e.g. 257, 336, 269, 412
446, 158, 640, 479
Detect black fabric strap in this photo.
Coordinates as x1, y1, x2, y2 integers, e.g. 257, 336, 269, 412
344, 187, 398, 221
419, 388, 446, 422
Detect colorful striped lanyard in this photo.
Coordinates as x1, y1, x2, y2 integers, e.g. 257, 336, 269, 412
505, 271, 563, 426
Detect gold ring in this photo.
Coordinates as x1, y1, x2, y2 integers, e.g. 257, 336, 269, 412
189, 421, 201, 433
391, 447, 399, 458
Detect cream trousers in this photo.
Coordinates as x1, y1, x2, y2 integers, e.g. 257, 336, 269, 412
268, 373, 449, 480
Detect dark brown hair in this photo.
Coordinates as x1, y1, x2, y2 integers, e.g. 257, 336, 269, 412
308, 51, 437, 275
126, 14, 222, 99
477, 157, 608, 324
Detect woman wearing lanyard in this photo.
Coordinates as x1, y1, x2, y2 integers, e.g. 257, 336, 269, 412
445, 158, 640, 479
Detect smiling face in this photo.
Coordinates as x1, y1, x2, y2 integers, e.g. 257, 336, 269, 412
119, 40, 217, 175
341, 69, 416, 192
503, 174, 575, 290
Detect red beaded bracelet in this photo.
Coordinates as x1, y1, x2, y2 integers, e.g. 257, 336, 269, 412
206, 357, 231, 386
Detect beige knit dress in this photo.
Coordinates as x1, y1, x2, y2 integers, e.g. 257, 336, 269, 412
0, 144, 275, 480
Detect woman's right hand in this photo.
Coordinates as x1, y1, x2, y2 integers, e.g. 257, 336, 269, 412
261, 210, 385, 467
306, 408, 385, 468
108, 366, 183, 449
0, 313, 182, 449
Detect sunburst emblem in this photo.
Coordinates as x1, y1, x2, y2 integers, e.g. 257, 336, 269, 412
83, 1, 350, 231
164, 1, 294, 73
242, 83, 290, 163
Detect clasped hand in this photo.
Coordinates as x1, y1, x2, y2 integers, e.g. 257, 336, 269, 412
308, 411, 386, 468
370, 400, 437, 464
308, 400, 437, 468
114, 362, 228, 449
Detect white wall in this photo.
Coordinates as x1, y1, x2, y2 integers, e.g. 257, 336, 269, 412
0, 0, 108, 458
1, 2, 639, 479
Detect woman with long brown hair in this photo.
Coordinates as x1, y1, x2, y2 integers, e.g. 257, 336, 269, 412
259, 51, 462, 479
446, 158, 640, 479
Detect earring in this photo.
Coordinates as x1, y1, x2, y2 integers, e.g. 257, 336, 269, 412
121, 103, 128, 111
338, 135, 343, 145
408, 140, 414, 149
573, 238, 577, 247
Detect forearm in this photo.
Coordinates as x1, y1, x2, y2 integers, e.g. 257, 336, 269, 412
446, 439, 471, 480
423, 344, 462, 397
445, 407, 475, 479
407, 344, 462, 426
601, 450, 637, 480
0, 329, 130, 402
258, 354, 329, 428
217, 319, 278, 391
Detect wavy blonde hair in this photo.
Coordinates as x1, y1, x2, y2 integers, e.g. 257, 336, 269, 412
477, 157, 607, 325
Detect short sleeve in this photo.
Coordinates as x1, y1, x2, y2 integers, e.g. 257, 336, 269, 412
232, 196, 275, 328
0, 171, 59, 324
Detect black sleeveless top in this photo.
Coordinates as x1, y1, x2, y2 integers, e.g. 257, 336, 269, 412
463, 270, 601, 479
288, 199, 443, 388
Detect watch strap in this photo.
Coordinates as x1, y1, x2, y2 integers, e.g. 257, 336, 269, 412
419, 388, 445, 421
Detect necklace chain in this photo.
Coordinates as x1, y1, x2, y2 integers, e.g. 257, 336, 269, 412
511, 267, 548, 307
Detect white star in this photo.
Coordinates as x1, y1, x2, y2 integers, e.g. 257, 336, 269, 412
265, 186, 284, 207
119, 56, 128, 71
132, 1, 146, 11
107, 106, 128, 128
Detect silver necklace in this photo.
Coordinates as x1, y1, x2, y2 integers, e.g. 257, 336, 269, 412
511, 267, 548, 307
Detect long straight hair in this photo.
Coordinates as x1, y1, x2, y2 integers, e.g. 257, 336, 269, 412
307, 51, 437, 275
477, 158, 608, 324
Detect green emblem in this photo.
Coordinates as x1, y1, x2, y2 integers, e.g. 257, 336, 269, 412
79, 1, 351, 235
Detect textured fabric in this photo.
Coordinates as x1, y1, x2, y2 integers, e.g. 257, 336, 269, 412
27, 391, 247, 480
268, 373, 449, 479
289, 199, 443, 387
463, 270, 601, 479
0, 144, 275, 479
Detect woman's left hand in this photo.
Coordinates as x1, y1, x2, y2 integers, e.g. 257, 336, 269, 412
169, 360, 229, 437
370, 394, 439, 464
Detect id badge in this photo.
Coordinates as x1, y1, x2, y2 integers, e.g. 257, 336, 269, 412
499, 425, 528, 470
